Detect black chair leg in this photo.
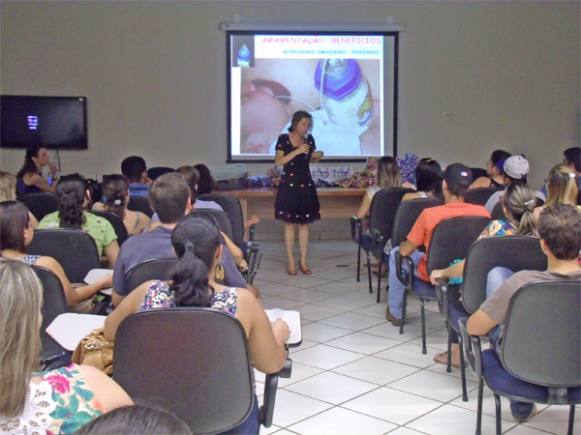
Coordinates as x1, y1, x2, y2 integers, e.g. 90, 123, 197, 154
476, 378, 484, 435
446, 327, 453, 373
420, 298, 427, 354
399, 290, 407, 335
567, 405, 575, 435
376, 263, 381, 303
366, 253, 372, 294
458, 334, 468, 402
494, 394, 502, 435
356, 246, 361, 282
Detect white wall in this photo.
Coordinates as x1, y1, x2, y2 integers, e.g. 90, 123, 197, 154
1, 1, 579, 188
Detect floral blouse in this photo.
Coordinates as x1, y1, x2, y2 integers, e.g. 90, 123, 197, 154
140, 280, 238, 316
0, 364, 103, 434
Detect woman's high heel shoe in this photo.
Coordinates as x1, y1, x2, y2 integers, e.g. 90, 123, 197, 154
299, 263, 312, 275
287, 265, 297, 276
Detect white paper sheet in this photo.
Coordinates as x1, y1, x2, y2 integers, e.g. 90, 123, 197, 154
46, 313, 106, 351
84, 268, 112, 284
265, 309, 302, 346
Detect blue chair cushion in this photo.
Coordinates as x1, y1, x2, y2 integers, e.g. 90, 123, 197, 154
359, 233, 374, 252
412, 277, 436, 299
482, 349, 581, 403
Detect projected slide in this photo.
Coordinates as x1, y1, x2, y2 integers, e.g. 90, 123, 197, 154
228, 33, 396, 161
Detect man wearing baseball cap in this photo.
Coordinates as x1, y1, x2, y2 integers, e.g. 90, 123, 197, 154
484, 155, 530, 213
386, 163, 491, 327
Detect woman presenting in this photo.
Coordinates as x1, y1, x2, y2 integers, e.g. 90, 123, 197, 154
274, 111, 323, 275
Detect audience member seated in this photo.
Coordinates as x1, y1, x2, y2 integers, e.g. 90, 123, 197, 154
484, 155, 531, 213
0, 259, 132, 434
194, 163, 216, 195
356, 156, 413, 220
15, 144, 58, 196
385, 163, 490, 326
533, 164, 580, 221
429, 183, 538, 366
469, 149, 511, 190
466, 203, 581, 422
0, 171, 38, 228
563, 146, 581, 197
76, 405, 191, 435
121, 156, 151, 198
38, 174, 119, 266
104, 213, 289, 434
401, 157, 442, 202
93, 174, 150, 235
0, 201, 112, 308
112, 173, 192, 306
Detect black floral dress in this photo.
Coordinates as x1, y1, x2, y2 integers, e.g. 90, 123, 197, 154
274, 133, 321, 224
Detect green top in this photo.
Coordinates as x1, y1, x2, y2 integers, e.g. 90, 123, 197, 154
38, 211, 117, 256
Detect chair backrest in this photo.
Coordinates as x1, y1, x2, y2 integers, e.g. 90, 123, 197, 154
198, 194, 245, 247
191, 208, 233, 240
426, 216, 490, 274
113, 308, 254, 434
89, 210, 129, 246
501, 281, 580, 387
20, 192, 59, 221
32, 265, 68, 363
368, 187, 414, 240
465, 188, 496, 206
27, 229, 101, 283
461, 235, 547, 313
391, 197, 443, 247
127, 196, 153, 218
147, 166, 175, 181
125, 257, 178, 294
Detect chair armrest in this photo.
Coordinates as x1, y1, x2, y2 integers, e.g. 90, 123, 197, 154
434, 278, 449, 320
260, 358, 293, 428
350, 216, 363, 243
394, 251, 414, 287
458, 317, 482, 377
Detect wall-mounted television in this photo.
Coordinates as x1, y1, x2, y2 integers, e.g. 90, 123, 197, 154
1, 95, 88, 149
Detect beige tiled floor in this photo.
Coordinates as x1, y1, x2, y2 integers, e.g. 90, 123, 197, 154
254, 241, 579, 435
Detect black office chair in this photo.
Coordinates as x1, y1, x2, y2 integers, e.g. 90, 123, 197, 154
20, 192, 59, 221
27, 228, 101, 283
459, 281, 580, 435
396, 216, 490, 354
435, 235, 547, 401
127, 196, 153, 218
491, 201, 505, 220
350, 187, 413, 302
89, 210, 129, 246
32, 265, 71, 370
391, 198, 443, 248
147, 166, 175, 181
114, 308, 291, 433
191, 208, 233, 240
465, 188, 496, 206
124, 257, 178, 294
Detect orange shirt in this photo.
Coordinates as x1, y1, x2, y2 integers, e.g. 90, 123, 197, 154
406, 202, 491, 281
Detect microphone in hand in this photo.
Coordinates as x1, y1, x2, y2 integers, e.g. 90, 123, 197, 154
303, 133, 310, 160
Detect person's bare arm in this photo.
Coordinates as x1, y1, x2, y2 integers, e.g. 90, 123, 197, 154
103, 240, 119, 267
430, 259, 466, 285
235, 289, 289, 374
355, 194, 372, 220
36, 256, 111, 306
399, 239, 419, 257
29, 173, 56, 193
310, 150, 324, 163
467, 309, 499, 336
104, 281, 150, 341
469, 177, 491, 190
77, 365, 133, 411
274, 147, 305, 166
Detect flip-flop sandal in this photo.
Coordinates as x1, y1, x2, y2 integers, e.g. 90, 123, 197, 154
433, 351, 461, 369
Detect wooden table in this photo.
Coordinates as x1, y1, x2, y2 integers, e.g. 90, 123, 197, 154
223, 187, 366, 221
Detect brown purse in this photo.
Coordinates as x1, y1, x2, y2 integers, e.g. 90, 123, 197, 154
71, 328, 114, 375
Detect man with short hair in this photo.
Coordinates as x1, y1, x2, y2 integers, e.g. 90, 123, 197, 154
112, 172, 191, 306
121, 155, 150, 198
467, 203, 581, 422
385, 163, 491, 326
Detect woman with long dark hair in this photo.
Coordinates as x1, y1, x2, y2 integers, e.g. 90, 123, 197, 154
274, 110, 324, 275
469, 149, 511, 190
38, 174, 120, 266
16, 144, 58, 196
104, 213, 289, 434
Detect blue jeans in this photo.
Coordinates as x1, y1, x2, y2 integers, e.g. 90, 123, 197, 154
486, 266, 514, 298
387, 247, 433, 319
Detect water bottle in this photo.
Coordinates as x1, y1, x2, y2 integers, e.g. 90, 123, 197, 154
314, 59, 373, 135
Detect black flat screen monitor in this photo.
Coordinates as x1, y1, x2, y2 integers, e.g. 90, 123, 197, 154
1, 95, 88, 149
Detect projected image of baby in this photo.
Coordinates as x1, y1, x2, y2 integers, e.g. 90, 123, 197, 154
239, 58, 381, 156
